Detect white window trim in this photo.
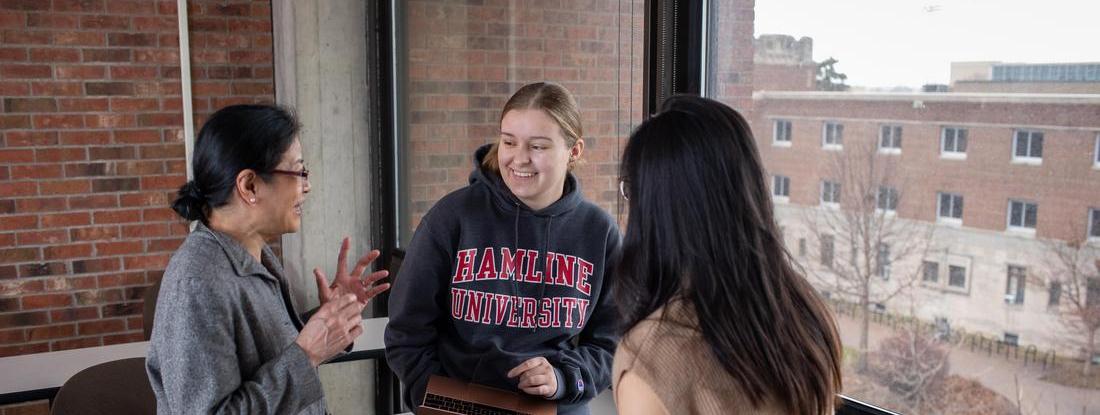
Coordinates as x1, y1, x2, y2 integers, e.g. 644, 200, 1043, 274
1011, 130, 1043, 165
878, 125, 902, 155
936, 192, 963, 225
1088, 208, 1100, 242
940, 127, 967, 160
821, 181, 840, 209
1006, 200, 1038, 236
945, 263, 971, 294
822, 122, 843, 150
1093, 133, 1100, 169
876, 187, 897, 215
1004, 265, 1028, 307
773, 120, 792, 147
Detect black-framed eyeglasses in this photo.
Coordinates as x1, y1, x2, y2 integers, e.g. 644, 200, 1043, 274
271, 168, 310, 180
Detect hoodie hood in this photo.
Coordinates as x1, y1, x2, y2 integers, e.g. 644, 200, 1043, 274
470, 144, 583, 217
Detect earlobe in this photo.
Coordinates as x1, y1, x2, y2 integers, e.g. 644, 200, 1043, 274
237, 170, 259, 205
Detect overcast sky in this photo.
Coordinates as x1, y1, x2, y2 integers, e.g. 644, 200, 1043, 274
753, 0, 1100, 88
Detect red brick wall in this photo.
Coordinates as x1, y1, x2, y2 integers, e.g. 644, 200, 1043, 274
402, 0, 756, 240
0, 0, 274, 410
752, 95, 1100, 241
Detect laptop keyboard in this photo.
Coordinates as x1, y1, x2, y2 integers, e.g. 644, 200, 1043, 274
423, 393, 532, 415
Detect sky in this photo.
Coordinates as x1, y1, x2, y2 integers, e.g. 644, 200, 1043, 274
753, 0, 1100, 88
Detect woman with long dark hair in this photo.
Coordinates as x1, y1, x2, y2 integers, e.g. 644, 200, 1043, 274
612, 96, 843, 414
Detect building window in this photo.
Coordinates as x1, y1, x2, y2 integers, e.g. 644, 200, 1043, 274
821, 180, 841, 207
948, 265, 967, 289
1094, 133, 1100, 167
878, 125, 902, 153
941, 127, 968, 159
922, 261, 939, 283
822, 122, 843, 149
1003, 332, 1019, 346
1090, 208, 1100, 240
1048, 281, 1062, 307
876, 243, 891, 279
798, 238, 806, 257
772, 175, 790, 201
1087, 278, 1100, 308
1008, 200, 1038, 232
774, 119, 792, 146
820, 234, 834, 268
1006, 265, 1027, 305
1012, 129, 1043, 164
937, 192, 964, 224
877, 186, 898, 213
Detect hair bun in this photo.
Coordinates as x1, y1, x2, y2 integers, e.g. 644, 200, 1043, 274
171, 181, 207, 221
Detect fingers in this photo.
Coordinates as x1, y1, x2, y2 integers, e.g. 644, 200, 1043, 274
517, 374, 551, 389
362, 269, 389, 286
313, 268, 332, 301
335, 237, 350, 278
507, 357, 548, 378
350, 249, 381, 280
520, 385, 551, 397
363, 282, 391, 302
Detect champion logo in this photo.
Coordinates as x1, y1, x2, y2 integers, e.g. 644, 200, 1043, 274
576, 378, 584, 392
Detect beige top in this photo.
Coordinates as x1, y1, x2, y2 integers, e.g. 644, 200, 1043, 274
611, 301, 786, 414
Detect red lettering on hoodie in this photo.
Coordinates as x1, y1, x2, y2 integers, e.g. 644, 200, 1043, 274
499, 248, 525, 281
474, 247, 497, 280
520, 297, 537, 328
450, 288, 465, 319
537, 298, 553, 328
561, 297, 578, 328
523, 250, 542, 283
464, 290, 486, 323
553, 253, 576, 288
451, 249, 477, 283
576, 258, 593, 296
493, 293, 512, 325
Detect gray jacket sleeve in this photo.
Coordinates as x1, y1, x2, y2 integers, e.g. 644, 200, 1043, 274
151, 277, 324, 414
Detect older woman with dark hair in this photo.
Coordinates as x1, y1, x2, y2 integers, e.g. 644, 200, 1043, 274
146, 104, 390, 414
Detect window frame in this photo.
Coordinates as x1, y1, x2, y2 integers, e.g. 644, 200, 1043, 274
1011, 129, 1044, 165
878, 124, 902, 154
1090, 208, 1100, 241
821, 180, 841, 208
773, 119, 792, 147
1007, 199, 1039, 234
876, 186, 898, 214
1006, 265, 1027, 305
940, 126, 968, 160
921, 260, 940, 284
772, 174, 790, 202
936, 192, 963, 225
822, 121, 844, 150
1094, 133, 1100, 169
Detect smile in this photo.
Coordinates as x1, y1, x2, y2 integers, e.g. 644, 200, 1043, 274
510, 168, 536, 178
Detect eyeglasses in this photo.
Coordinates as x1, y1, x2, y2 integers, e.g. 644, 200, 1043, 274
270, 168, 310, 180
619, 179, 629, 201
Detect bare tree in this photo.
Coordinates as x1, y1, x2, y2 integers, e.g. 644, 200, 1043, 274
800, 139, 935, 371
1039, 237, 1100, 376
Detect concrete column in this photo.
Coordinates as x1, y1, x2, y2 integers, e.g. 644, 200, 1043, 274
273, 0, 378, 413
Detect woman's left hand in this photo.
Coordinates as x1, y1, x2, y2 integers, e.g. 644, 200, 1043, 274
314, 237, 390, 305
507, 356, 559, 398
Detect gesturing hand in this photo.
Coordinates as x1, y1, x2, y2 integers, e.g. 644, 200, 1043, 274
295, 291, 364, 367
507, 357, 559, 398
314, 237, 390, 306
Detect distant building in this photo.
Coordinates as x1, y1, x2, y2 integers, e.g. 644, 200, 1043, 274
753, 34, 816, 91
951, 61, 1100, 94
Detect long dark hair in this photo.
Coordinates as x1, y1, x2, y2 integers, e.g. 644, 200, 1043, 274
616, 95, 842, 414
171, 104, 300, 223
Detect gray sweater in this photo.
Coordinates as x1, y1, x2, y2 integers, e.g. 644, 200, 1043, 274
146, 222, 326, 414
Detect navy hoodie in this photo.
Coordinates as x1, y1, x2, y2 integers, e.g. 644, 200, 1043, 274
385, 145, 621, 414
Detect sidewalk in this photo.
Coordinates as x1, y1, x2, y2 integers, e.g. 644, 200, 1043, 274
835, 313, 1100, 414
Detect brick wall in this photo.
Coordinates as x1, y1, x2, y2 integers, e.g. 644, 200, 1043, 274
752, 94, 1100, 242
0, 0, 273, 412
402, 0, 756, 241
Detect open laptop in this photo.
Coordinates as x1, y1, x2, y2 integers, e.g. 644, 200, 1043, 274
417, 375, 556, 415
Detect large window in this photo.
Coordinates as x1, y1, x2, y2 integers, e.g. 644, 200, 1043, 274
1006, 265, 1027, 305
1007, 200, 1038, 232
937, 192, 964, 224
877, 186, 897, 213
772, 174, 790, 201
1091, 208, 1100, 239
774, 119, 792, 145
1012, 129, 1044, 164
878, 125, 902, 153
822, 122, 844, 149
821, 180, 840, 207
941, 127, 968, 158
